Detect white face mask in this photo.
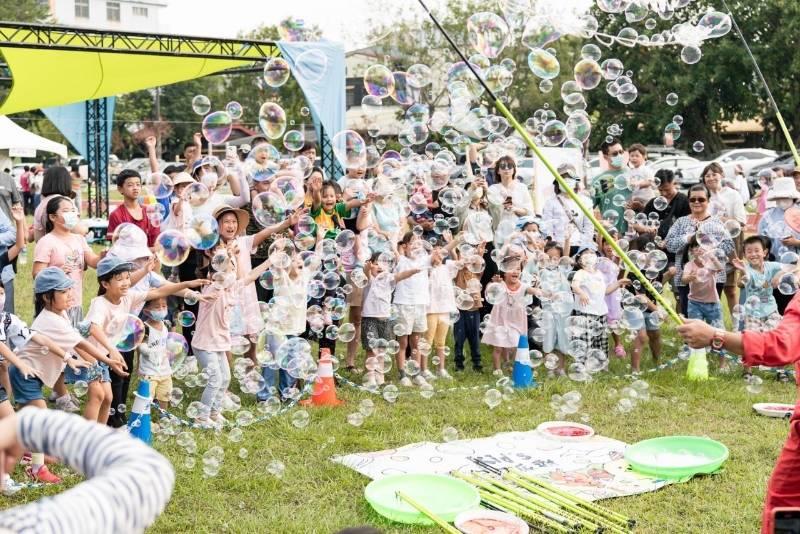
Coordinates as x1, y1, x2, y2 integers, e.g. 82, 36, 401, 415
62, 211, 79, 230
777, 199, 794, 210
582, 254, 597, 268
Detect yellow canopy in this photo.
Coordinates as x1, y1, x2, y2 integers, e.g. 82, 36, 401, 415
0, 24, 278, 114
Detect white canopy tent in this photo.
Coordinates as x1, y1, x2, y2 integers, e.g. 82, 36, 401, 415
0, 115, 68, 172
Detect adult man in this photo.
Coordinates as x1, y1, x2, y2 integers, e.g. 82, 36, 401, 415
631, 169, 690, 258
591, 138, 629, 233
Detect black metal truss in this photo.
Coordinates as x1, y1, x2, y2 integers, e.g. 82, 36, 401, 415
86, 98, 109, 219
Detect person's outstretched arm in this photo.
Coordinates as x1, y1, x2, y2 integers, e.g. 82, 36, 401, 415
0, 407, 174, 534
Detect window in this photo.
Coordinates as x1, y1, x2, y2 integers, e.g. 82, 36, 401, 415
106, 1, 120, 22
74, 0, 89, 18
133, 6, 149, 17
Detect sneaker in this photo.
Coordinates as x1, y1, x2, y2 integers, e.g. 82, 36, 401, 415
25, 465, 61, 484
492, 369, 504, 377
2, 474, 23, 496
412, 375, 430, 388
437, 369, 453, 380
399, 376, 413, 387
55, 395, 80, 413
777, 371, 791, 383
454, 364, 465, 372
211, 413, 228, 427
472, 365, 484, 373
421, 370, 436, 381
195, 418, 218, 430
743, 371, 753, 381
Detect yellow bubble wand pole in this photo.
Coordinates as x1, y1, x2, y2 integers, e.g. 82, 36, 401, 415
722, 0, 800, 166
416, 0, 683, 325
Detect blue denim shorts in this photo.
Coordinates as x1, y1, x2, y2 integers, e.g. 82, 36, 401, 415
65, 362, 110, 384
0, 382, 7, 404
687, 300, 723, 327
9, 365, 44, 404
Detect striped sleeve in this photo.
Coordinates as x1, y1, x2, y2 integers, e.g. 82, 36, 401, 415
0, 407, 174, 534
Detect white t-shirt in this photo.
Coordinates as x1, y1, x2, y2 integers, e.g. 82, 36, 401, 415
271, 269, 310, 336
393, 254, 430, 305
138, 323, 171, 377
572, 269, 608, 316
362, 272, 395, 318
427, 262, 458, 314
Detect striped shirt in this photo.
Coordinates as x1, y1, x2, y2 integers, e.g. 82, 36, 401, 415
0, 407, 174, 534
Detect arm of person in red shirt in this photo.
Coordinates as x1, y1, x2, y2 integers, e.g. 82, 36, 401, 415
106, 206, 123, 238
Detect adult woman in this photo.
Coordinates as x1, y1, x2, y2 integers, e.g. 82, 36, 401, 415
540, 165, 594, 256
702, 162, 747, 318
32, 167, 83, 242
665, 184, 735, 317
677, 310, 800, 534
757, 177, 800, 314
486, 157, 534, 248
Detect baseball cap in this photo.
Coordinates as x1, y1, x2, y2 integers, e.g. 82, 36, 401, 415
34, 267, 75, 294
96, 256, 135, 277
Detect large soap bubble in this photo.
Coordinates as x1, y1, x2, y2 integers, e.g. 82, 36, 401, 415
467, 12, 510, 59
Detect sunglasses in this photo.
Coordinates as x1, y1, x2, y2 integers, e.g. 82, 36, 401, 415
498, 163, 515, 170
608, 150, 625, 156
688, 197, 708, 204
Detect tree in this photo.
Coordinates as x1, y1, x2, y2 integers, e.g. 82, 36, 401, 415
0, 0, 51, 23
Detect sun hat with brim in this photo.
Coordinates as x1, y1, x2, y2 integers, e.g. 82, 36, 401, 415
34, 267, 75, 294
171, 172, 195, 187
108, 224, 151, 262
212, 204, 250, 234
516, 216, 542, 231
96, 256, 136, 277
767, 177, 800, 201
191, 156, 225, 178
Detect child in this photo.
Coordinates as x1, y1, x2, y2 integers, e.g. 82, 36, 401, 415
393, 233, 432, 386
82, 257, 207, 425
191, 244, 272, 428
309, 177, 366, 240
732, 235, 787, 380
597, 235, 625, 358
106, 170, 160, 247
11, 267, 117, 483
481, 260, 538, 376
213, 204, 303, 365
361, 254, 420, 388
571, 247, 630, 355
138, 297, 174, 410
682, 236, 725, 328
424, 244, 460, 379
0, 204, 26, 410
453, 243, 486, 372
539, 242, 572, 375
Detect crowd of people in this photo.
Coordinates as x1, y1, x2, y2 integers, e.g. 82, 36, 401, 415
0, 134, 797, 495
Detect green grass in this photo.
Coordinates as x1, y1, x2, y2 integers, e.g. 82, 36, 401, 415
4, 250, 796, 533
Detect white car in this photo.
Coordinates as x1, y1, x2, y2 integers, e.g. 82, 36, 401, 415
681, 148, 779, 185
649, 155, 703, 186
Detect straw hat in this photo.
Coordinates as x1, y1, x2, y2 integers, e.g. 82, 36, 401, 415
172, 172, 195, 187
212, 204, 250, 234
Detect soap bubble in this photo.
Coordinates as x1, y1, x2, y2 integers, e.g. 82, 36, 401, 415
267, 460, 285, 478
664, 122, 682, 142
258, 102, 287, 140
407, 63, 433, 88
666, 92, 679, 106
73, 380, 88, 397
291, 410, 310, 429
528, 48, 560, 80
467, 12, 509, 59
484, 388, 502, 409
692, 141, 705, 153
745, 374, 763, 394
390, 72, 415, 106
144, 172, 173, 200
295, 49, 327, 83
364, 64, 395, 98
283, 130, 305, 152
382, 384, 399, 403
176, 310, 196, 328
191, 95, 211, 115
114, 314, 145, 351
601, 58, 624, 80
332, 130, 367, 169
251, 191, 288, 227
542, 120, 567, 146
182, 182, 210, 208
185, 213, 220, 250
680, 45, 702, 65
573, 59, 603, 90
201, 111, 233, 145
165, 333, 189, 365
358, 399, 375, 417
263, 57, 291, 87
442, 426, 459, 442
347, 412, 365, 427
225, 101, 243, 119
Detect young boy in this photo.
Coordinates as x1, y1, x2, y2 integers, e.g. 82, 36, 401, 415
308, 177, 366, 240
138, 297, 174, 410
732, 235, 788, 380
107, 170, 160, 247
360, 254, 420, 388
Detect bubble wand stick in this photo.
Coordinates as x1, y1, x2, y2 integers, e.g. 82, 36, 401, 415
415, 0, 682, 325
721, 0, 800, 166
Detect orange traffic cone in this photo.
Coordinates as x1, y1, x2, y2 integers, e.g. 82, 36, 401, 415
300, 348, 343, 406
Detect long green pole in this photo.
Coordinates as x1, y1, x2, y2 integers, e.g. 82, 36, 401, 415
722, 0, 800, 166
416, 0, 683, 325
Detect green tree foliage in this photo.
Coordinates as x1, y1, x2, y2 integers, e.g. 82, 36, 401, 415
0, 0, 51, 23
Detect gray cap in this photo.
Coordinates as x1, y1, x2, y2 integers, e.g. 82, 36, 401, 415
96, 256, 135, 277
34, 267, 75, 294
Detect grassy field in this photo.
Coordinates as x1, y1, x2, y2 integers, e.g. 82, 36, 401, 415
4, 242, 796, 533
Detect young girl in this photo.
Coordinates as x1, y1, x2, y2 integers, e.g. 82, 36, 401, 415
732, 235, 787, 380
361, 254, 420, 388
481, 261, 537, 376
453, 243, 486, 372
538, 243, 572, 375
597, 235, 625, 358
424, 244, 460, 379
191, 243, 272, 428
681, 236, 725, 327
82, 257, 207, 425
138, 297, 175, 410
571, 248, 630, 355
11, 267, 115, 483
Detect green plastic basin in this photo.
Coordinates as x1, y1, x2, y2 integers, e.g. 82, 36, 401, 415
625, 436, 729, 479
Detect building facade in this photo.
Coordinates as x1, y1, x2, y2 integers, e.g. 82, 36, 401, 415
44, 0, 167, 33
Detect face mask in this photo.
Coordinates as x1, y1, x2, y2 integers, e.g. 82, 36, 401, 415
0, 295, 6, 311
148, 309, 168, 321
610, 155, 625, 168
777, 199, 794, 210
582, 255, 597, 268
201, 172, 219, 191
62, 211, 79, 230
471, 187, 484, 200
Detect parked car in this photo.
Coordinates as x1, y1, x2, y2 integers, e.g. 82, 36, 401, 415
120, 157, 167, 177
680, 148, 779, 187
643, 146, 689, 160
746, 152, 795, 188
69, 155, 124, 180
648, 155, 703, 187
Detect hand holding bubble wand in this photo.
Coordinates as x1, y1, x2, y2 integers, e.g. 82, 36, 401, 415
416, 0, 682, 325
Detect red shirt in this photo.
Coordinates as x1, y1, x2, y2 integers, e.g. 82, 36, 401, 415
107, 204, 159, 247
743, 294, 800, 395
